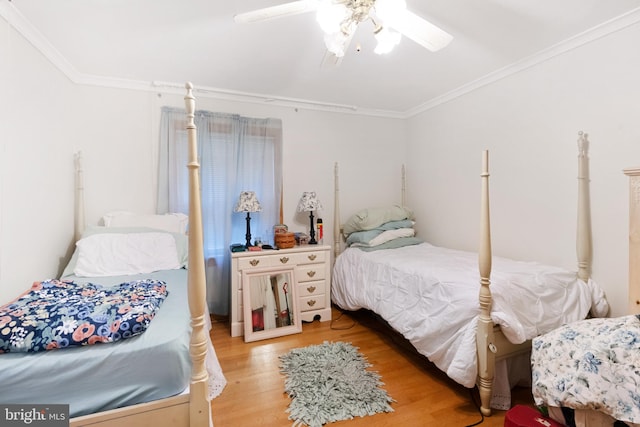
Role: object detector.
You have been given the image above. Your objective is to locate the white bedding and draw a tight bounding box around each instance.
[332,242,609,389]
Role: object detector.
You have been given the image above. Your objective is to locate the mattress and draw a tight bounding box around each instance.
[0,269,205,417]
[332,242,609,389]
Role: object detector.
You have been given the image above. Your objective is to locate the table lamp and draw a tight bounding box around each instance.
[297,191,322,245]
[234,191,262,247]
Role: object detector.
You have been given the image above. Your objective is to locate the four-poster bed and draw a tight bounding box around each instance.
[71,82,215,426]
[0,83,221,426]
[331,133,609,416]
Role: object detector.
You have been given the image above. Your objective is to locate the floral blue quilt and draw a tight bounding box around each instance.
[0,279,168,353]
[531,314,640,424]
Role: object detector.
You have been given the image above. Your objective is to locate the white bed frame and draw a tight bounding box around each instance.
[69,83,212,427]
[333,133,593,416]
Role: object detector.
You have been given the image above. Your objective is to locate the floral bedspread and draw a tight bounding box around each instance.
[531,314,640,424]
[0,279,168,353]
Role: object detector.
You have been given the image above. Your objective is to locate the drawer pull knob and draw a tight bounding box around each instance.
[280,256,290,264]
[306,271,316,278]
[307,299,316,307]
[249,259,260,266]
[307,286,316,293]
[308,254,317,261]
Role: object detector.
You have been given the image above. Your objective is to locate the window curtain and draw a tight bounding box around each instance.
[158,107,283,316]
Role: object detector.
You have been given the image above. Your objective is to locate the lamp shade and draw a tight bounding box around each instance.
[297,191,323,212]
[234,191,262,213]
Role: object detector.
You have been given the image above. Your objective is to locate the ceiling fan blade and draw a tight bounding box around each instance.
[391,9,453,52]
[234,1,318,24]
[320,50,343,69]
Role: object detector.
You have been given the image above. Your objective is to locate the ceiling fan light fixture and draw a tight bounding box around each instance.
[316,0,349,34]
[234,0,453,61]
[324,30,350,57]
[374,26,401,55]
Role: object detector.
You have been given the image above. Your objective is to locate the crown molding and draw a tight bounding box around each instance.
[3,2,639,120]
[405,6,640,117]
[0,1,402,118]
[1,1,80,81]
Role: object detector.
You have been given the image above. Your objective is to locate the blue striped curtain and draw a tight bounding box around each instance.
[158,107,282,316]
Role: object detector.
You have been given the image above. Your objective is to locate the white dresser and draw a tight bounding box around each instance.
[230,245,332,337]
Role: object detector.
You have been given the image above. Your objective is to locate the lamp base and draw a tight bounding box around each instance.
[308,211,317,244]
[244,212,252,248]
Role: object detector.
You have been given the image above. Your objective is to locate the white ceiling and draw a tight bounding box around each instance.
[6,0,640,115]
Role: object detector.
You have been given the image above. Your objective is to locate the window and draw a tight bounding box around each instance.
[158,107,283,315]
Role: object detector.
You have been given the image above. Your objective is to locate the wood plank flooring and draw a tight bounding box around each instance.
[210,306,535,427]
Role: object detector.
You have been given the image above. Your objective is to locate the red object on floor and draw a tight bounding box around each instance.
[504,405,565,427]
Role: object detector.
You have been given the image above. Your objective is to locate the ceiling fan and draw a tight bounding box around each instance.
[234,0,453,61]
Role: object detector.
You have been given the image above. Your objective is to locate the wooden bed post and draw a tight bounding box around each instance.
[401,164,406,207]
[476,150,495,417]
[333,162,341,258]
[74,151,85,242]
[184,82,212,426]
[333,162,407,258]
[576,132,592,281]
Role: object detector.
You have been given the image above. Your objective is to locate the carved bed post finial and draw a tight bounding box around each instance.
[576,131,592,281]
[401,164,406,207]
[185,82,195,124]
[577,131,589,157]
[74,151,85,242]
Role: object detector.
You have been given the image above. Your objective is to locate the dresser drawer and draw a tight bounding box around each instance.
[298,280,325,298]
[300,294,326,312]
[270,253,297,267]
[288,250,326,265]
[237,256,271,270]
[295,265,326,283]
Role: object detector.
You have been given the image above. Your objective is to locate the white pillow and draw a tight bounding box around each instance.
[102,211,188,234]
[73,232,181,277]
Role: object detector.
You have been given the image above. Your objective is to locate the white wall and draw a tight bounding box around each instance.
[0,16,405,305]
[2,19,79,302]
[4,11,637,318]
[406,21,640,317]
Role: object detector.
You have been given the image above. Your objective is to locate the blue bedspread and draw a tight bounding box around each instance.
[0,279,168,353]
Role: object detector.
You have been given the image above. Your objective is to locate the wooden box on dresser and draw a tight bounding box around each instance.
[230,245,332,337]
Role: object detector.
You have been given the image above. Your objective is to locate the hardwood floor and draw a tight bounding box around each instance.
[210,306,535,427]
